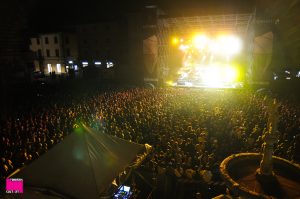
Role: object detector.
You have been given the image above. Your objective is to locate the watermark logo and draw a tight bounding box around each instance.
[6,178,23,194]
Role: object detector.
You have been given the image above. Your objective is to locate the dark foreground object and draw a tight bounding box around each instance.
[220,153,300,198]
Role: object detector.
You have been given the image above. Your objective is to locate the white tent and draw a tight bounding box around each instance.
[7,125,147,199]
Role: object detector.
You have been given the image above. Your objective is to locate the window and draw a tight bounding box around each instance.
[54,36,58,44]
[82,61,88,67]
[45,37,49,44]
[65,36,69,44]
[37,49,42,58]
[36,38,40,45]
[55,49,59,57]
[56,64,61,73]
[46,49,50,57]
[66,48,70,57]
[106,61,114,68]
[47,64,52,73]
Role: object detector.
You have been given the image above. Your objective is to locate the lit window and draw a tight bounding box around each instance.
[47,64,52,73]
[56,64,61,73]
[74,65,78,71]
[95,61,101,65]
[68,60,73,64]
[106,61,114,68]
[82,61,88,67]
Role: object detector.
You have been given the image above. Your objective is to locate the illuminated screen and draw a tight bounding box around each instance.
[114,185,132,199]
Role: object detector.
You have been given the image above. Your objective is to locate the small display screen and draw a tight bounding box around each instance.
[113,185,132,199]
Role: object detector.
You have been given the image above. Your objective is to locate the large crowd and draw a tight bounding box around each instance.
[1,86,300,198]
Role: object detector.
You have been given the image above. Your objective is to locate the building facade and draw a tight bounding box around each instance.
[76,22,121,69]
[30,32,78,74]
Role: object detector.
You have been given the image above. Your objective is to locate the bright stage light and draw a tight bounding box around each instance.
[193,35,208,49]
[217,35,242,55]
[179,44,189,51]
[166,80,175,86]
[171,33,243,88]
[172,37,179,45]
[200,65,238,87]
[224,67,238,82]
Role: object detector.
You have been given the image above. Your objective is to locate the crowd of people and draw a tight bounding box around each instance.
[1,86,300,198]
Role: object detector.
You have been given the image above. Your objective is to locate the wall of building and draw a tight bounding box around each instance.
[76,22,121,65]
[30,32,78,74]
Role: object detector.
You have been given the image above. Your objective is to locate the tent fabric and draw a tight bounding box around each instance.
[8,125,146,199]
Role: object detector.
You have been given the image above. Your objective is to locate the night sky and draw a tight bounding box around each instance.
[28,0,256,32]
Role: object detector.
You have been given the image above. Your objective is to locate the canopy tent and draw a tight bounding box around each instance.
[7,125,149,199]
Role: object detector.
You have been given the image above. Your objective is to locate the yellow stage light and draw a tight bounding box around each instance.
[166,80,175,86]
[172,37,179,45]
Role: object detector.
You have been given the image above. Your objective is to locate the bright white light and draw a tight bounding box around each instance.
[285,70,290,74]
[182,72,188,78]
[47,64,52,73]
[209,41,219,53]
[201,66,222,87]
[179,44,189,51]
[107,61,114,68]
[95,62,101,65]
[296,71,300,78]
[217,35,242,55]
[82,61,88,67]
[185,82,193,86]
[224,67,237,82]
[68,61,73,64]
[200,65,238,87]
[56,64,61,73]
[193,35,208,49]
[74,65,78,71]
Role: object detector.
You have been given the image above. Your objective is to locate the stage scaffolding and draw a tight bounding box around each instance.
[156,13,256,83]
